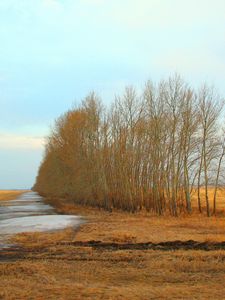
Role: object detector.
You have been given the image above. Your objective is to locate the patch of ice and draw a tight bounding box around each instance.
[0,215,83,234]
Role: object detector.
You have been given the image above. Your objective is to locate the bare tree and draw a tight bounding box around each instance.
[33,76,224,217]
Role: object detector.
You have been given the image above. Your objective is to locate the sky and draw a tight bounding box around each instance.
[0,0,225,189]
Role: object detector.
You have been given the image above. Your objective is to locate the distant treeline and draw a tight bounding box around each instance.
[33,75,225,216]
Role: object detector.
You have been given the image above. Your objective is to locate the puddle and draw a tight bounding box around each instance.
[0,192,83,247]
[0,215,82,234]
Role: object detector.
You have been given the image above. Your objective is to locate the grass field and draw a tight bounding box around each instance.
[0,190,28,201]
[1,188,225,299]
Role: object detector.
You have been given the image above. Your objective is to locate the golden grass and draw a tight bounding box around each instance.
[1,188,225,299]
[1,241,225,299]
[43,188,225,244]
[192,187,225,210]
[0,190,29,201]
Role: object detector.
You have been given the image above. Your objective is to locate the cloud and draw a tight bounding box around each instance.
[0,133,45,150]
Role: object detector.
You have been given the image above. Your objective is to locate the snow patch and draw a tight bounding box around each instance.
[0,215,82,234]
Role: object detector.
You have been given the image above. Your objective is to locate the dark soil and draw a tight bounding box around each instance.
[2,239,225,262]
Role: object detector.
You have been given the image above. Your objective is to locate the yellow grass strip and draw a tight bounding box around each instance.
[0,190,29,201]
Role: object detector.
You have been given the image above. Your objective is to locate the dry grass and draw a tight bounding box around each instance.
[44,187,225,244]
[192,187,225,210]
[0,190,29,201]
[1,188,225,299]
[2,248,225,300]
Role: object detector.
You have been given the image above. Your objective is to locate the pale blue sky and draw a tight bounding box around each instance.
[0,0,225,189]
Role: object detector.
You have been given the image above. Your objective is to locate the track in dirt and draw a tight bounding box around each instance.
[2,240,225,262]
[59,240,225,251]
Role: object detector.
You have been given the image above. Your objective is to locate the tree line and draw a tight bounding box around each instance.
[33,75,225,216]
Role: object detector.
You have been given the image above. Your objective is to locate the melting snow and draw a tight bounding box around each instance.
[0,215,82,234]
[0,192,83,242]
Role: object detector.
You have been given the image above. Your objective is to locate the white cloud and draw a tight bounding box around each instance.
[0,133,45,150]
